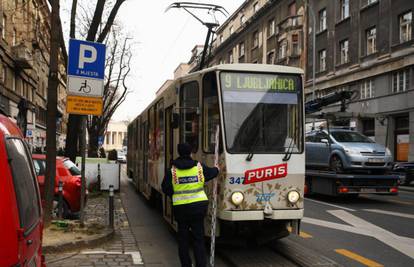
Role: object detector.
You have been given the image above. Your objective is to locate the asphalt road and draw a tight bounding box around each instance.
[120,165,414,266]
[300,190,414,267]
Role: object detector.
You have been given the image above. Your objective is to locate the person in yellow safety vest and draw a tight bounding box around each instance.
[162,143,219,267]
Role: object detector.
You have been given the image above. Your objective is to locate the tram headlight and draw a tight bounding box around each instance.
[230,191,244,206]
[287,190,300,204]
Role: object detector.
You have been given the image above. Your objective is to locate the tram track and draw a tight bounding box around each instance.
[216,236,342,267]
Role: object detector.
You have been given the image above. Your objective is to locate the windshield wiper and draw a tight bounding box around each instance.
[245,133,261,161]
[283,137,295,162]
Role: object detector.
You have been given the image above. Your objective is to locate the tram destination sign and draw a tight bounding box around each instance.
[221,72,300,93]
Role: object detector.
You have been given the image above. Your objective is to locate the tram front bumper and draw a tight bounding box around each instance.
[218,209,304,221]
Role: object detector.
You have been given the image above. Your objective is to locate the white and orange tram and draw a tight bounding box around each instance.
[127,64,305,240]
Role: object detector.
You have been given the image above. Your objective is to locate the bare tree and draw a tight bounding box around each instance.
[65,0,127,161]
[87,28,132,157]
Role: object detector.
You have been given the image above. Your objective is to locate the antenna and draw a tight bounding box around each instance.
[166,2,229,70]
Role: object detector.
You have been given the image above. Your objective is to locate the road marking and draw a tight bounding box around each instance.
[363,209,414,219]
[305,197,356,211]
[335,249,383,267]
[328,210,414,259]
[287,226,313,238]
[359,195,412,206]
[302,217,369,236]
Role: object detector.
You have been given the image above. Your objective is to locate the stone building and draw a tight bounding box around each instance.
[103,120,128,152]
[210,0,306,68]
[0,0,67,151]
[306,0,414,161]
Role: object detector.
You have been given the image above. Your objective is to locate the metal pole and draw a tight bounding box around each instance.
[79,116,87,226]
[109,185,114,229]
[58,180,63,219]
[209,125,220,267]
[306,0,317,128]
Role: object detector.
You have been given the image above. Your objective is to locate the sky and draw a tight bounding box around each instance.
[103,0,245,122]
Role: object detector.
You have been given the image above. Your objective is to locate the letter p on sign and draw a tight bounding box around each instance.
[78,44,97,69]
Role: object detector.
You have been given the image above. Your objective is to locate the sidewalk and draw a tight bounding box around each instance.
[44,193,144,267]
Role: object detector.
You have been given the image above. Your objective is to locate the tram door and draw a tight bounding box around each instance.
[163,105,175,222]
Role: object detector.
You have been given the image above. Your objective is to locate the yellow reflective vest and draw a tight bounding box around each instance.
[172,162,208,206]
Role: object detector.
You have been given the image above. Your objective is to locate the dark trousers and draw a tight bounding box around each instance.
[177,215,206,267]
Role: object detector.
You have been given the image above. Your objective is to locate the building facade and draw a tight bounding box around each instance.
[306,0,414,161]
[0,0,67,151]
[103,120,128,152]
[211,0,306,68]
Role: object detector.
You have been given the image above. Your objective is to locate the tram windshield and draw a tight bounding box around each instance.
[219,72,302,154]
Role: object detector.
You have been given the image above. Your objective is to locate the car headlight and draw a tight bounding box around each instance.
[385,148,392,156]
[287,190,300,204]
[344,147,360,156]
[230,191,244,206]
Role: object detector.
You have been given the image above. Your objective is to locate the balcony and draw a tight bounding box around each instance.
[278,15,303,33]
[12,44,33,69]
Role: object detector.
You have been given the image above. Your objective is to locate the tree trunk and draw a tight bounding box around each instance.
[65,114,81,162]
[88,125,99,158]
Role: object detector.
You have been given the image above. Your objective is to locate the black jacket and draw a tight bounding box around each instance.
[161,156,219,220]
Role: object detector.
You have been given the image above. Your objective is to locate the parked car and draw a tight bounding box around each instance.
[305,129,393,173]
[32,154,86,218]
[0,113,45,267]
[392,162,414,185]
[117,150,127,163]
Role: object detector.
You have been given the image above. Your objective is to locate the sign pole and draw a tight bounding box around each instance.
[79,115,87,226]
[209,125,220,267]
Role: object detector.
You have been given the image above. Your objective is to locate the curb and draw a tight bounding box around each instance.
[43,227,115,254]
[399,186,414,192]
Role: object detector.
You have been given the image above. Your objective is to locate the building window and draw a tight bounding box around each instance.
[362,0,378,7]
[219,35,223,44]
[268,18,275,36]
[2,15,6,40]
[362,119,375,139]
[252,31,259,47]
[292,34,299,55]
[392,69,410,93]
[12,28,16,46]
[340,0,349,20]
[228,50,233,63]
[253,2,259,13]
[239,42,245,57]
[229,26,234,35]
[366,27,376,55]
[360,80,374,99]
[400,12,412,43]
[240,14,246,24]
[267,51,275,64]
[319,49,326,72]
[289,2,296,16]
[319,9,327,32]
[340,39,349,64]
[219,58,225,64]
[278,39,287,59]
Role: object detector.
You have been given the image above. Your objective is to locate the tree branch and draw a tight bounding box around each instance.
[87,0,106,41]
[97,0,126,43]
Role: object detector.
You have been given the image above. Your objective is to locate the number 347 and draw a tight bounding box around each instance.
[229,177,244,184]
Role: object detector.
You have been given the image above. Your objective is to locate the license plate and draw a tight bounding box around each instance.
[368,158,384,163]
[360,188,376,193]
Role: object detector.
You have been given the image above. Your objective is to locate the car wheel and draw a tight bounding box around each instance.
[330,155,344,173]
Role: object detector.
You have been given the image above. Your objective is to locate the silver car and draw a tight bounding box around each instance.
[305,129,393,172]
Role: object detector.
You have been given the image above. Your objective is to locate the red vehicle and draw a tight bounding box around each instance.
[32,154,84,218]
[0,113,45,267]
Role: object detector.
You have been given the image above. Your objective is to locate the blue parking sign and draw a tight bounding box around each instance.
[68,39,106,79]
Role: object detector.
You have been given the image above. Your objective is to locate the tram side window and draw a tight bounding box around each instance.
[180,81,199,152]
[156,100,165,156]
[202,72,221,153]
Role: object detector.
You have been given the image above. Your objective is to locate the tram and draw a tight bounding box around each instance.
[127,64,305,240]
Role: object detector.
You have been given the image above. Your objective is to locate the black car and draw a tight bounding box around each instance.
[393,162,414,186]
